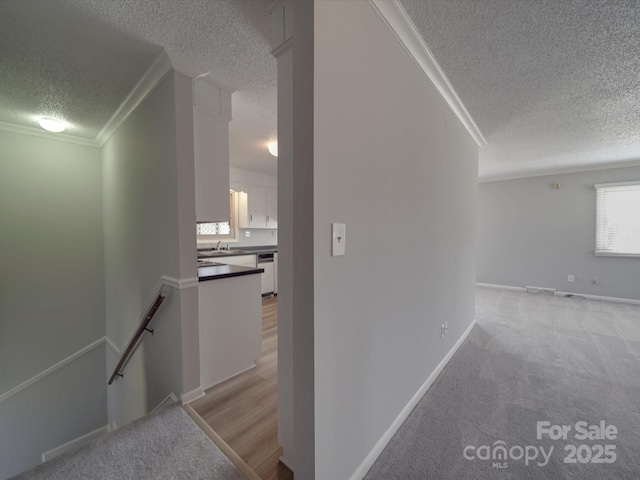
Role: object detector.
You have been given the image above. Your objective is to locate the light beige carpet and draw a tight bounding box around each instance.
[11,404,245,480]
[366,287,640,479]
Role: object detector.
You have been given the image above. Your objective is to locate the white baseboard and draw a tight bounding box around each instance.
[476,282,525,292]
[477,282,640,305]
[555,291,640,305]
[349,317,477,480]
[201,364,257,393]
[279,455,294,473]
[180,387,205,404]
[152,392,180,412]
[41,425,110,462]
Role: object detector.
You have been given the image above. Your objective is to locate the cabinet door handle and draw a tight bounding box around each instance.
[267,215,270,223]
[250,214,253,222]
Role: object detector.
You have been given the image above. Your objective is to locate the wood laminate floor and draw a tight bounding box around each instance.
[192,296,293,480]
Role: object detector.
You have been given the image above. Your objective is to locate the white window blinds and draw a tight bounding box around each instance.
[595,181,640,256]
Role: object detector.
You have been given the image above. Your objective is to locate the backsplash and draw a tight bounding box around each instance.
[236,229,277,247]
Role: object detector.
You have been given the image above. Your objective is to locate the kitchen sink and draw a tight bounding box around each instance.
[199,249,247,256]
[197,260,223,267]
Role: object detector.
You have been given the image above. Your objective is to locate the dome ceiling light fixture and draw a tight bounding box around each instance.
[267,140,278,157]
[38,117,67,133]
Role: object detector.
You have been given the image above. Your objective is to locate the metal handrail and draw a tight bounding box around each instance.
[108,285,168,385]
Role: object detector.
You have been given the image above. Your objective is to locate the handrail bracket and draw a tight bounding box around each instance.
[108,285,168,385]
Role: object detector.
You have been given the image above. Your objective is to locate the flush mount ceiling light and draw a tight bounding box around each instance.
[38,117,66,133]
[267,141,278,157]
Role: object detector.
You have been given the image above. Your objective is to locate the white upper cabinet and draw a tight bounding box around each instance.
[248,185,268,228]
[266,186,277,228]
[193,77,233,223]
[232,167,277,229]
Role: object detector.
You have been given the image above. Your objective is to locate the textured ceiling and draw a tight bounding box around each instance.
[66,0,278,174]
[2,1,639,179]
[401,0,640,180]
[0,0,277,173]
[0,0,162,139]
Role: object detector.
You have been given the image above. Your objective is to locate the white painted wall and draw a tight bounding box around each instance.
[277,1,479,478]
[102,71,199,428]
[0,131,107,478]
[275,34,295,468]
[314,2,478,475]
[477,165,640,300]
[235,228,278,247]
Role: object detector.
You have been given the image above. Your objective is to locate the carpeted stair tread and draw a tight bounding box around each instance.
[11,404,246,480]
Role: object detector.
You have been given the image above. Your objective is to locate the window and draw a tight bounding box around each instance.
[595,181,640,257]
[197,191,237,242]
[197,221,231,236]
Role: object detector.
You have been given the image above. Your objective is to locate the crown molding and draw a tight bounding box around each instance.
[95,50,173,147]
[0,50,174,150]
[479,158,640,183]
[0,120,98,148]
[368,0,486,147]
[166,50,235,94]
[95,49,234,148]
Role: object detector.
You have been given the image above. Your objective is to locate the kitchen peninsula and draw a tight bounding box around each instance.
[198,245,278,296]
[198,260,264,390]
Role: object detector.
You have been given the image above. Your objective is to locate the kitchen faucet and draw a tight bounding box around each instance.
[216,241,221,251]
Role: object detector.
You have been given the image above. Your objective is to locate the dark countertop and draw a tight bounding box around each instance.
[198,263,264,282]
[234,245,278,254]
[197,245,277,259]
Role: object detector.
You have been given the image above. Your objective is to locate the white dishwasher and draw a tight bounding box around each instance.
[258,252,275,296]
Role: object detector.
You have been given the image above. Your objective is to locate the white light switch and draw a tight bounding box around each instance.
[332,223,346,256]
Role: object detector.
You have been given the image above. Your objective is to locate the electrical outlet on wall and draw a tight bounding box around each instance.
[568,275,574,282]
[441,322,448,339]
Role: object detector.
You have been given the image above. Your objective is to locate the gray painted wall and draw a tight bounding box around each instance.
[310,2,479,478]
[0,345,107,479]
[102,71,198,428]
[0,131,106,478]
[477,165,640,300]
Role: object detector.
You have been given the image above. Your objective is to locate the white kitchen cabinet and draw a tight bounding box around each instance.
[266,187,278,228]
[220,254,256,268]
[248,185,267,228]
[238,184,278,229]
[198,273,262,389]
[273,252,278,294]
[232,167,277,229]
[193,78,232,223]
[261,261,274,295]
